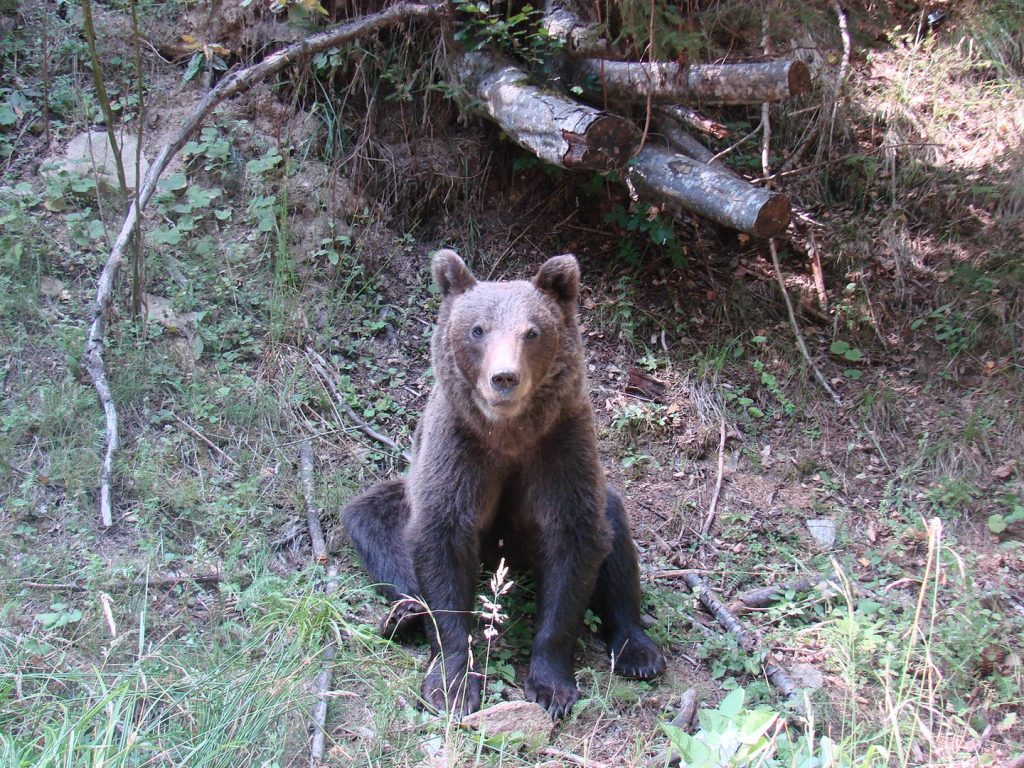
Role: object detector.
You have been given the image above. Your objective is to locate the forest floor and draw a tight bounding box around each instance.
[1,1,1023,766]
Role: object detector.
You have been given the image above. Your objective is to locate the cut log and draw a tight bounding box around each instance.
[626,145,790,237]
[570,59,812,105]
[458,52,639,170]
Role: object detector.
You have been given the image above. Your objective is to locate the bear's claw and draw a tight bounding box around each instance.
[611,631,667,679]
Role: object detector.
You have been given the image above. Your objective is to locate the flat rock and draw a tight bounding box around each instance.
[461,700,553,744]
[806,518,836,549]
[789,662,824,690]
[143,294,200,333]
[43,131,151,192]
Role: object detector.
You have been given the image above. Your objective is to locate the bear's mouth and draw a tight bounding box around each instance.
[476,392,527,421]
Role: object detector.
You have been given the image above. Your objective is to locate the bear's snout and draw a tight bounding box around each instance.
[490,369,520,394]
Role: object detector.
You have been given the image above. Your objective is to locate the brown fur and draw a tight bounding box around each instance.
[343,250,664,718]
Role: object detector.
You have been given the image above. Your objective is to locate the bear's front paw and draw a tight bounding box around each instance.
[610,630,666,679]
[524,671,580,719]
[420,660,482,718]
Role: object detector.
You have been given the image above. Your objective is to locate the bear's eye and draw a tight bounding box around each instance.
[524,328,539,341]
[471,325,485,339]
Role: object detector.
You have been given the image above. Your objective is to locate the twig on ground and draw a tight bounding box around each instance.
[645,688,699,767]
[299,428,341,766]
[683,572,802,706]
[84,2,445,527]
[727,573,824,614]
[768,241,840,403]
[806,228,828,310]
[759,11,840,406]
[699,418,727,538]
[829,0,851,147]
[171,413,238,466]
[540,746,610,768]
[306,347,412,463]
[300,440,328,564]
[22,570,246,591]
[645,569,706,580]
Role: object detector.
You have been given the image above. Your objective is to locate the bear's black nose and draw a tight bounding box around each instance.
[490,370,520,394]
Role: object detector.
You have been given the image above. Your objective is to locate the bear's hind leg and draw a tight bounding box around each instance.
[342,478,422,636]
[592,488,666,679]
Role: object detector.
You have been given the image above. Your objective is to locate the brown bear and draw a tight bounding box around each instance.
[342,250,665,718]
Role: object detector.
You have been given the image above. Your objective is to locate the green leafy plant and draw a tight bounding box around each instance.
[35,602,83,631]
[453,0,562,72]
[829,340,865,380]
[605,203,685,267]
[989,503,1024,534]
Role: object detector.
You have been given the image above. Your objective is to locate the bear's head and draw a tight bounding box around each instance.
[431,249,580,422]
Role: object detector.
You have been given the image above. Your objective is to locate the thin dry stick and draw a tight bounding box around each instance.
[699,417,727,538]
[84,2,444,527]
[828,0,851,147]
[300,440,328,564]
[22,570,244,591]
[540,746,610,768]
[300,430,341,765]
[682,572,801,705]
[806,228,828,310]
[171,413,238,466]
[759,10,840,406]
[306,348,411,463]
[310,564,340,767]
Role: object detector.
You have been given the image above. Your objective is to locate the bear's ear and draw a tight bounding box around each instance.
[432,249,477,298]
[534,254,580,309]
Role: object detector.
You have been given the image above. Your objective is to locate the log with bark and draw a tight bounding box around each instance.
[626,145,791,237]
[539,2,614,58]
[569,59,811,105]
[457,52,638,170]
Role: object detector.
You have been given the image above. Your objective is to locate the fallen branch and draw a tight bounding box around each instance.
[22,570,246,592]
[645,688,699,767]
[310,563,341,767]
[660,104,728,139]
[306,347,411,463]
[699,418,727,537]
[300,440,328,564]
[84,1,446,527]
[570,59,811,106]
[645,568,706,580]
[299,430,342,765]
[727,574,824,615]
[171,413,238,466]
[626,145,791,237]
[682,572,801,705]
[458,51,638,170]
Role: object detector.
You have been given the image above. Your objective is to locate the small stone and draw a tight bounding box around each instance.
[789,663,824,690]
[43,131,151,193]
[461,700,553,745]
[806,518,836,549]
[39,276,65,298]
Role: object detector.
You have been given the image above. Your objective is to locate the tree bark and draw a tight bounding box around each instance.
[627,145,790,237]
[458,52,638,170]
[539,4,615,58]
[570,59,811,105]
